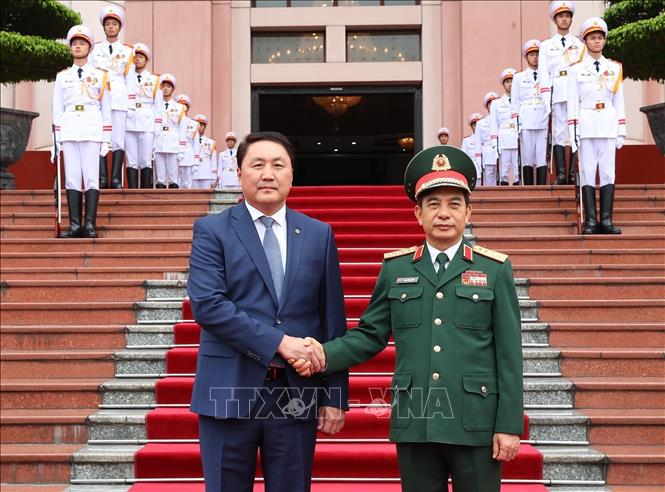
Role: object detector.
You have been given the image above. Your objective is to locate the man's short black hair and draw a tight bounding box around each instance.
[417,188,470,207]
[236,131,295,168]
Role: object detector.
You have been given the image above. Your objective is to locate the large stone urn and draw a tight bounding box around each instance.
[0,107,40,189]
[640,102,665,155]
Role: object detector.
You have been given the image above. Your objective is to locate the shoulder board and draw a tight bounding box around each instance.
[384,246,418,260]
[472,245,508,263]
[96,41,102,45]
[124,43,133,48]
[97,67,108,72]
[570,60,582,66]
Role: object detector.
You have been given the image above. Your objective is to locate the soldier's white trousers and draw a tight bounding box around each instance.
[178,166,193,189]
[154,152,178,186]
[499,149,519,183]
[552,102,569,146]
[62,141,100,191]
[125,131,154,170]
[580,138,615,187]
[520,129,547,167]
[111,110,127,151]
[481,165,497,186]
[192,179,213,189]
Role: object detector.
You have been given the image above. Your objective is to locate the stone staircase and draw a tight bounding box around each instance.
[1,185,664,491]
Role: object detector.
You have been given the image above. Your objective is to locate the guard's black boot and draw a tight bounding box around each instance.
[553,145,566,184]
[83,189,100,239]
[59,190,83,238]
[582,185,598,235]
[156,182,167,189]
[522,167,534,185]
[99,156,109,189]
[567,148,576,184]
[598,184,622,234]
[536,165,547,185]
[168,183,179,189]
[110,150,124,189]
[140,168,153,189]
[127,168,139,189]
[500,181,509,186]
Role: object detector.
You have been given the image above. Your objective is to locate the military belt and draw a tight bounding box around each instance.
[66,104,99,113]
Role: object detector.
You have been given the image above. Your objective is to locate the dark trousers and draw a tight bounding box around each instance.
[397,442,502,492]
[198,373,318,492]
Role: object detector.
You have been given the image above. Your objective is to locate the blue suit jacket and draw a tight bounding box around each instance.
[188,201,349,420]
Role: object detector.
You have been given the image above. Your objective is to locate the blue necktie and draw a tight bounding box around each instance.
[259,216,284,300]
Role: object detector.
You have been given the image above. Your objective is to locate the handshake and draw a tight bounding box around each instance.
[277,335,326,377]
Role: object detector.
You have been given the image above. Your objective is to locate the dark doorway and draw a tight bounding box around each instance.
[252,87,420,186]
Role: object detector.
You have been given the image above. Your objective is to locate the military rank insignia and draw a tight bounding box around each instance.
[461,271,488,287]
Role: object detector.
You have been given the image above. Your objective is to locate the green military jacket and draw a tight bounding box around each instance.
[324,238,524,446]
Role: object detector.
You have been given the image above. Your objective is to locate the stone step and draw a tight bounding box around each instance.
[0,443,81,484]
[1,379,104,410]
[1,224,195,240]
[472,222,665,236]
[0,251,190,269]
[0,409,94,444]
[0,199,218,214]
[0,325,127,351]
[0,485,68,491]
[559,348,665,378]
[548,322,665,349]
[526,278,665,300]
[477,235,665,251]
[572,377,665,409]
[1,211,208,227]
[0,301,136,325]
[0,189,219,202]
[594,445,665,486]
[0,238,193,254]
[536,299,665,323]
[1,350,117,379]
[0,281,147,303]
[0,267,187,281]
[580,409,665,446]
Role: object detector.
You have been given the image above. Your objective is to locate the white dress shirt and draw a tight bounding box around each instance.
[245,200,287,272]
[426,238,463,274]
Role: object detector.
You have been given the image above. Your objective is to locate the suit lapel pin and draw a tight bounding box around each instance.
[294,227,301,235]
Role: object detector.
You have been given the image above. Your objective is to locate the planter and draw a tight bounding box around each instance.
[640,102,665,155]
[0,107,40,189]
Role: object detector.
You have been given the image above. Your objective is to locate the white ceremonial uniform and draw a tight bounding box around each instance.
[178,116,201,189]
[512,67,550,167]
[53,64,111,191]
[568,54,626,186]
[126,69,161,170]
[473,115,498,186]
[539,34,586,146]
[92,41,133,151]
[490,94,519,183]
[461,134,481,181]
[154,100,187,187]
[193,135,217,189]
[217,146,240,188]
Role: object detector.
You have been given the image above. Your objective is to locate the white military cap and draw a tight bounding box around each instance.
[133,43,151,60]
[194,114,208,125]
[483,91,499,107]
[522,39,542,57]
[176,94,192,108]
[579,17,608,39]
[99,5,125,26]
[437,127,450,137]
[468,112,483,125]
[67,25,94,46]
[160,73,177,88]
[500,67,517,83]
[225,132,238,140]
[550,1,575,20]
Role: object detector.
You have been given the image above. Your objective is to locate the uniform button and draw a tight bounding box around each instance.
[400,293,407,300]
[432,372,440,381]
[276,319,282,325]
[434,318,442,326]
[472,293,479,301]
[436,292,444,299]
[433,345,441,353]
[481,385,488,394]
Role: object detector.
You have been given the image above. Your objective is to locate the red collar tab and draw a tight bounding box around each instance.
[412,245,424,262]
[463,244,474,262]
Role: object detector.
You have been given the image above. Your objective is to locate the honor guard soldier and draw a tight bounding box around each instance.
[293,145,524,492]
[461,113,482,180]
[192,114,217,189]
[52,25,111,238]
[568,17,625,235]
[175,94,201,189]
[153,74,186,188]
[92,5,134,189]
[539,1,586,184]
[512,40,550,185]
[217,131,240,188]
[474,92,499,186]
[490,69,520,185]
[126,43,161,189]
[437,127,450,145]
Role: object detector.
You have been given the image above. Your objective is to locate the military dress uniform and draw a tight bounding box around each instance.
[126,43,161,189]
[175,94,201,189]
[217,132,240,188]
[154,74,187,188]
[53,25,111,239]
[474,93,499,186]
[490,69,520,185]
[192,114,217,189]
[512,40,550,185]
[461,113,482,181]
[323,146,524,492]
[92,5,134,188]
[568,17,625,234]
[539,1,586,184]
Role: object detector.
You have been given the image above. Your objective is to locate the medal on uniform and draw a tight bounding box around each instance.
[461,271,488,287]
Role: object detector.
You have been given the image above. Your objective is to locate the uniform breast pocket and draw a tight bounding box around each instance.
[462,374,498,431]
[454,286,494,330]
[388,286,423,328]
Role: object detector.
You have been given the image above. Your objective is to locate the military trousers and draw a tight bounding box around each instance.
[62,141,100,191]
[519,129,547,167]
[579,138,615,187]
[396,442,501,492]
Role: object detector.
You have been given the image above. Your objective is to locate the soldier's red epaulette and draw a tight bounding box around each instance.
[384,246,418,260]
[472,245,508,263]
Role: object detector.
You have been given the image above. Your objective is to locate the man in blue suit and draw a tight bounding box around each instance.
[187,132,349,492]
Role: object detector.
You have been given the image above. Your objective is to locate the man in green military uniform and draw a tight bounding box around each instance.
[291,145,524,492]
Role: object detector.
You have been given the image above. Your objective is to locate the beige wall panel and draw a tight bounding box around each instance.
[251,62,422,85]
[211,1,232,140]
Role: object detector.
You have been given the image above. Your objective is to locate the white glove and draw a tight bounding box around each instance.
[616,136,624,150]
[100,142,110,157]
[177,152,185,162]
[50,144,59,164]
